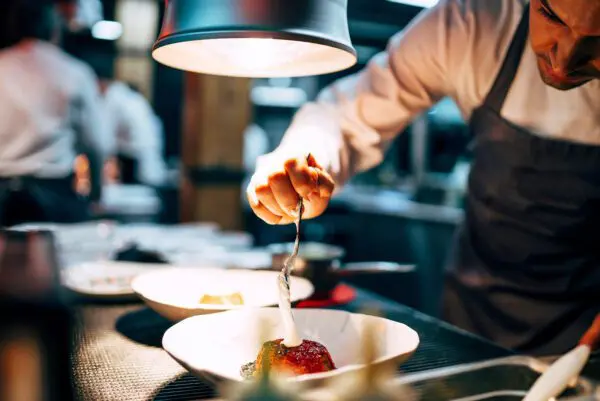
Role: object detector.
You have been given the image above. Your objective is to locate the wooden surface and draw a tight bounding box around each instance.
[180,73,251,230]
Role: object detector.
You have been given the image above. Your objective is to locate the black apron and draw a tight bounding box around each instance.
[0,175,90,227]
[443,8,600,356]
[117,153,140,185]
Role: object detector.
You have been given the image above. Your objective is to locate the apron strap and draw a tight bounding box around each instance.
[483,6,530,112]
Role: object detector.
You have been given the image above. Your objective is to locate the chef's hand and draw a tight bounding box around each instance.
[247,153,335,225]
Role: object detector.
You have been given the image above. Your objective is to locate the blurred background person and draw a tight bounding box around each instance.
[85,55,167,188]
[0,0,109,226]
[104,79,167,187]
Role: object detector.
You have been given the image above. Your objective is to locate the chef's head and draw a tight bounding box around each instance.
[530,0,600,90]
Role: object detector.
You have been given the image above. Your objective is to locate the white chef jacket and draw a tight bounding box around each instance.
[260,0,600,187]
[0,40,110,179]
[102,82,167,186]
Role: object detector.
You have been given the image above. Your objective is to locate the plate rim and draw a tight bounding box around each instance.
[131,267,315,311]
[61,260,165,298]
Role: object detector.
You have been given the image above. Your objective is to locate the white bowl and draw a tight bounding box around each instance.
[162,308,419,387]
[131,268,314,321]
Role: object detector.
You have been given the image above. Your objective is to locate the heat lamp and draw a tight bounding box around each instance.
[152,0,357,77]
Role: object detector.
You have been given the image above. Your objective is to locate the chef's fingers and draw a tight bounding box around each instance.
[254,183,288,218]
[251,202,295,225]
[302,193,330,219]
[307,153,322,169]
[317,170,335,198]
[277,215,295,225]
[254,202,284,225]
[247,189,283,224]
[284,157,319,198]
[268,171,301,216]
[304,154,335,197]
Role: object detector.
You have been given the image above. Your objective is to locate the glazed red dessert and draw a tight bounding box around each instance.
[253,339,336,376]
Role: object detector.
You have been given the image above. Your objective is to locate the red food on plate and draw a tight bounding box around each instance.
[247,339,335,377]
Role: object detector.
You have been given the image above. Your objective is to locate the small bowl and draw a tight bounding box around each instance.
[162,307,420,387]
[131,268,314,321]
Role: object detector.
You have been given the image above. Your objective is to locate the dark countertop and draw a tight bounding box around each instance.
[72,287,512,401]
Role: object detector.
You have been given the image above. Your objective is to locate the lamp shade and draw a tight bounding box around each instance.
[152,0,357,77]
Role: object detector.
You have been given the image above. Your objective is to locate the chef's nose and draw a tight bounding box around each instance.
[550,34,589,76]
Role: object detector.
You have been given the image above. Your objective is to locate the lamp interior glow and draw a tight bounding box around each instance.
[153,37,356,78]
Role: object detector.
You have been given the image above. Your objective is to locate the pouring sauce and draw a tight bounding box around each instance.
[240,191,337,379]
[278,217,302,348]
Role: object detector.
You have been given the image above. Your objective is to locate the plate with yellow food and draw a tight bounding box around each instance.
[131,268,314,321]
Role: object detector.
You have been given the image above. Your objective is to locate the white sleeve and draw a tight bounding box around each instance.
[73,68,113,157]
[121,95,167,186]
[136,115,168,186]
[264,0,471,186]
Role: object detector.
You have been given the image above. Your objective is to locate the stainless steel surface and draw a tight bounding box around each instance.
[333,185,464,224]
[411,114,430,187]
[335,262,415,275]
[393,356,598,401]
[269,242,346,261]
[269,242,415,295]
[270,242,343,295]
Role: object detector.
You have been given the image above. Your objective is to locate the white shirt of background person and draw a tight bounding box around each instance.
[102,81,168,187]
[0,39,111,179]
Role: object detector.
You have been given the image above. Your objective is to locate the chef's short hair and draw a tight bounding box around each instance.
[0,0,57,49]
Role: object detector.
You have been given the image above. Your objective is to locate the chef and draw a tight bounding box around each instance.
[0,0,109,226]
[247,0,600,355]
[99,79,167,187]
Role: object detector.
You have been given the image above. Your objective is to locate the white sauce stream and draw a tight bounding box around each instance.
[278,204,303,348]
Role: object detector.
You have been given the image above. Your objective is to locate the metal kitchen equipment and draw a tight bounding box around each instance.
[391,356,598,401]
[268,242,415,296]
[152,0,357,77]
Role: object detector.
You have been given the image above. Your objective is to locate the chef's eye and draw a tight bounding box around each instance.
[538,4,565,25]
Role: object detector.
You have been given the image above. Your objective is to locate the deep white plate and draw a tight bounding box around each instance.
[162,308,419,387]
[131,268,314,321]
[62,261,163,300]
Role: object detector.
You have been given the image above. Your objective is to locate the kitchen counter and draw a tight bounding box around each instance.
[330,185,464,225]
[73,287,511,401]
